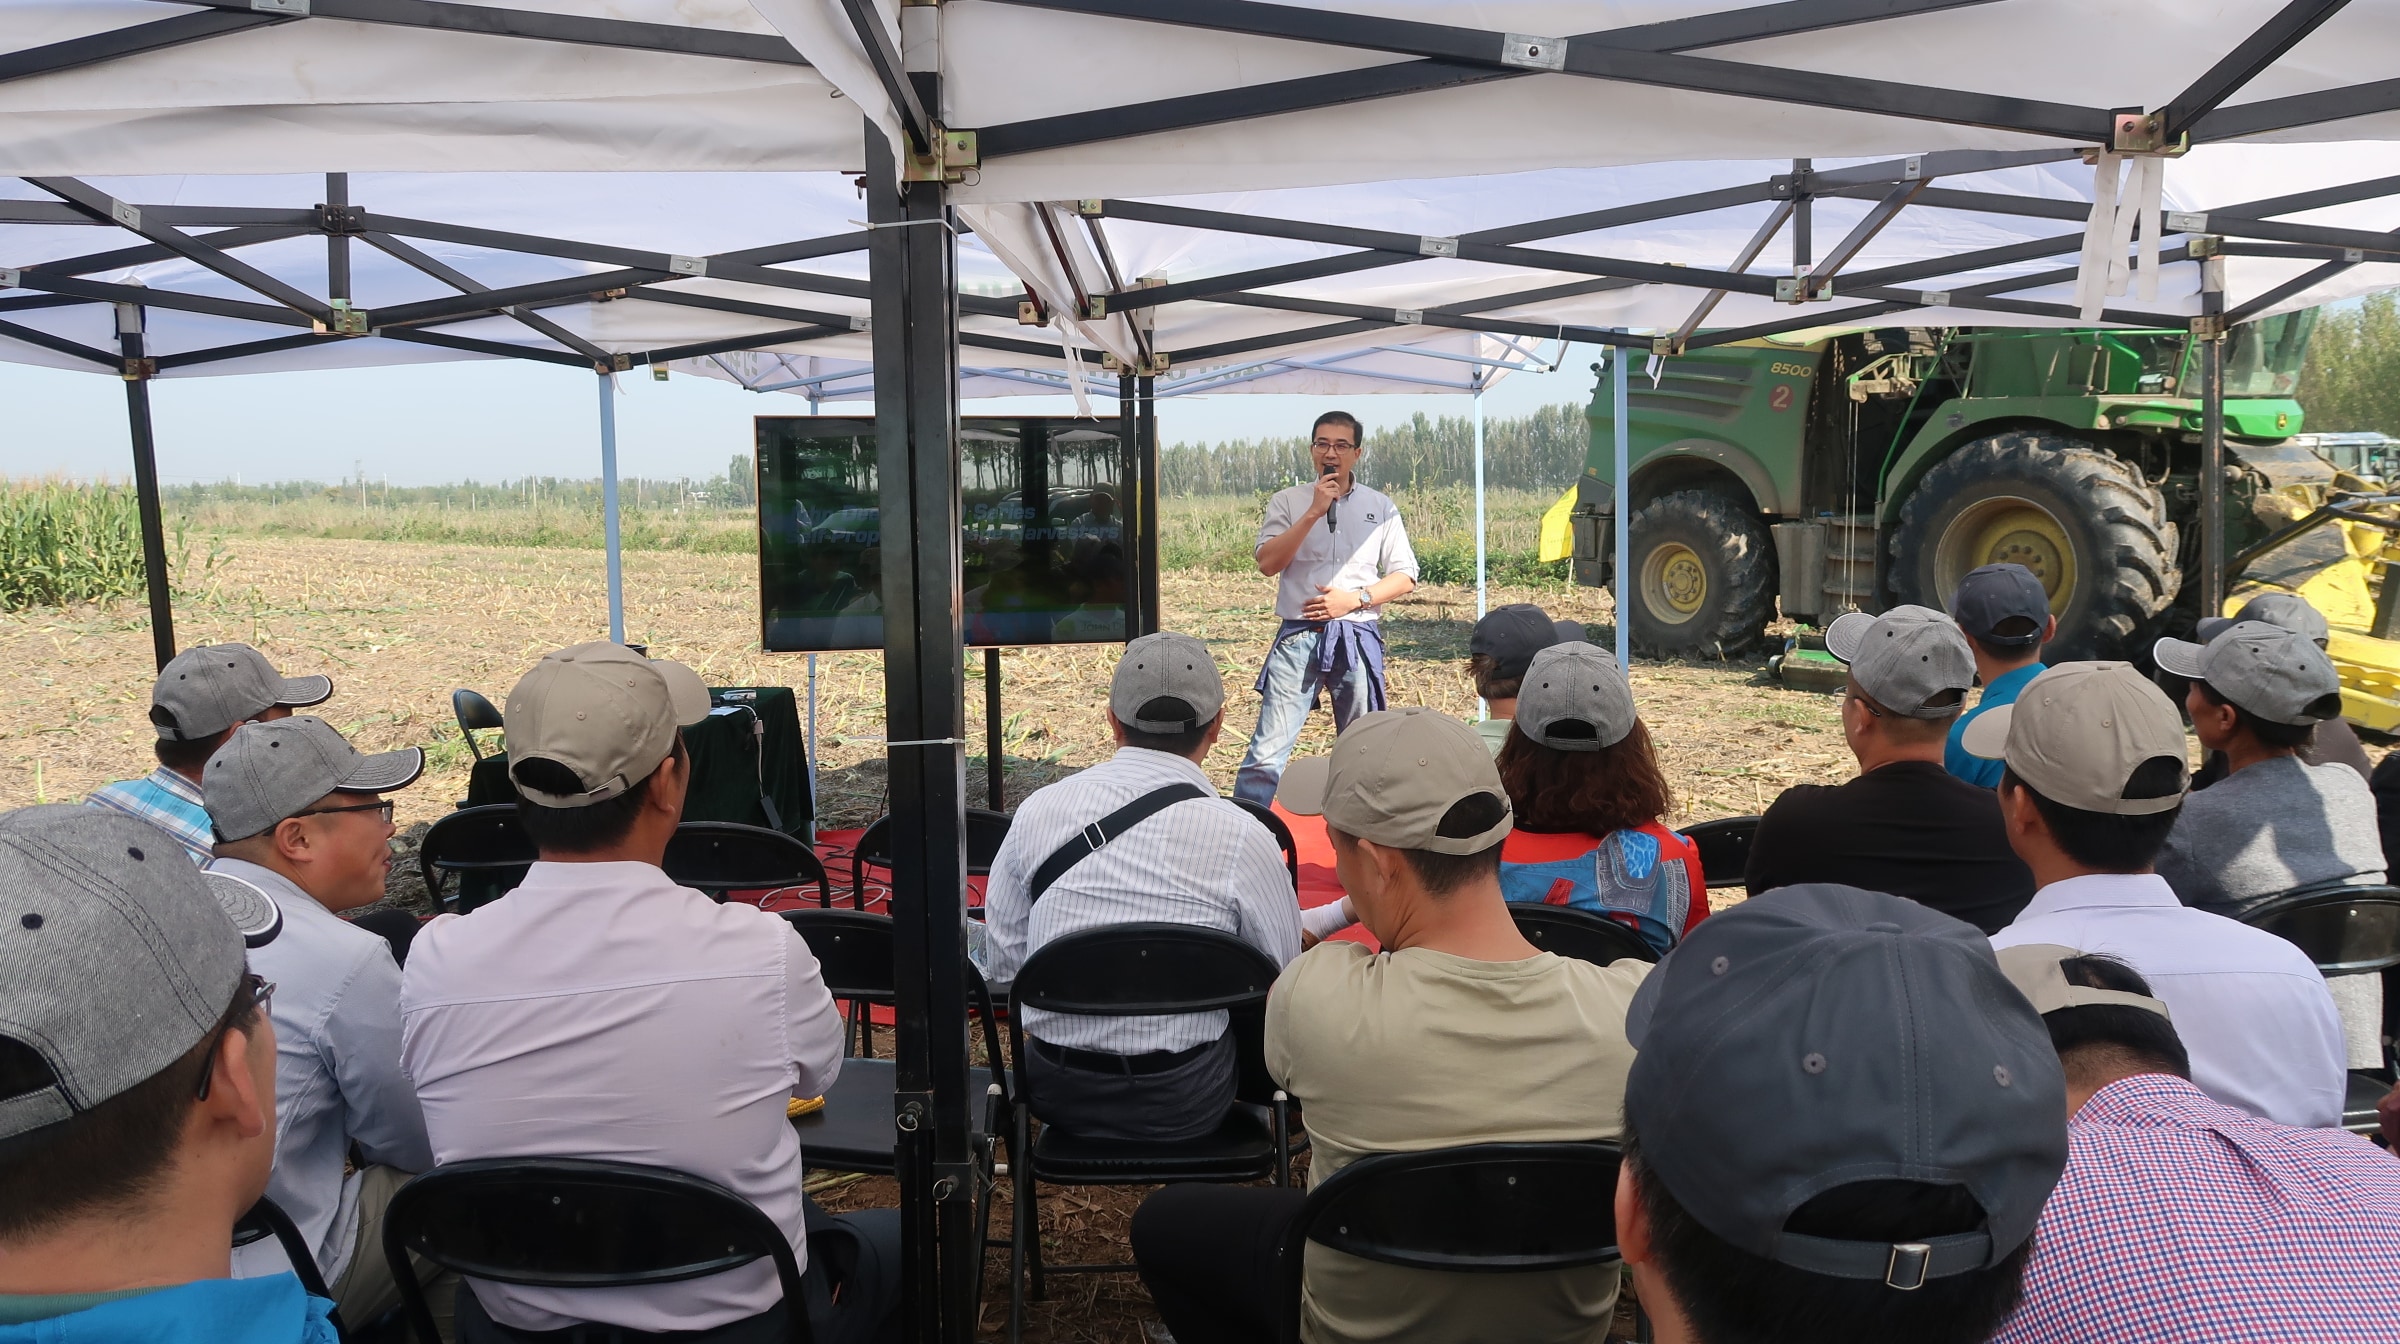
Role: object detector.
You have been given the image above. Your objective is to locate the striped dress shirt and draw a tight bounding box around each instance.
[978,746,1302,1054]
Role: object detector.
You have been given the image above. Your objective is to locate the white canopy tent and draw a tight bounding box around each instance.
[9,5,2400,1336]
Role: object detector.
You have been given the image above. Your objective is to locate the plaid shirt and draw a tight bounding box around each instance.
[1994,1073,2400,1344]
[86,766,215,864]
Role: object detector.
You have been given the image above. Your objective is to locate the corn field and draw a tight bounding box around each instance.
[0,480,150,611]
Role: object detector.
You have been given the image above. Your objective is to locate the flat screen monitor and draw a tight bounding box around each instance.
[756,416,1133,652]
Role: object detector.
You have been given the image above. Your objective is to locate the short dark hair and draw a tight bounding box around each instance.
[2042,954,2191,1081]
[1847,678,1961,744]
[2000,766,2182,872]
[1967,625,2044,663]
[2191,680,2319,751]
[1331,792,1508,896]
[154,729,227,775]
[1466,652,1522,703]
[0,977,261,1241]
[513,736,687,856]
[1496,718,1673,835]
[1310,411,1363,447]
[1119,698,1218,759]
[1623,1123,2030,1344]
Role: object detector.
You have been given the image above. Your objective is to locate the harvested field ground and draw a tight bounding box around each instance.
[0,533,1851,1343]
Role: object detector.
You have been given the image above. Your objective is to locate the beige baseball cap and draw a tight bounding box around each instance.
[1995,944,2171,1020]
[1960,662,2188,815]
[503,642,712,808]
[1276,707,1513,853]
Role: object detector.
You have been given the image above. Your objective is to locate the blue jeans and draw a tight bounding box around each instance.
[1233,627,1380,805]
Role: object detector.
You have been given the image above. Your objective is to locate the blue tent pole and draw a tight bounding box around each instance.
[597,372,626,644]
[1613,341,1632,668]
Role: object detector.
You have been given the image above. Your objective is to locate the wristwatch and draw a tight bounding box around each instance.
[1352,587,1375,609]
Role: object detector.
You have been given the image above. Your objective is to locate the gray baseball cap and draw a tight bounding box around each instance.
[1110,633,1225,735]
[2152,622,2343,726]
[504,642,707,808]
[151,642,332,742]
[1960,662,2189,815]
[1277,707,1513,854]
[2196,591,2328,646]
[1825,605,1975,717]
[1948,563,2051,647]
[0,805,283,1142]
[1625,884,2067,1289]
[203,716,424,843]
[1513,642,1636,751]
[1994,944,2171,1020]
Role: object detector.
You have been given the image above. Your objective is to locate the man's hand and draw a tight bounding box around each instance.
[1300,928,1323,950]
[1303,471,1343,520]
[2379,1079,2399,1152]
[1302,584,1366,622]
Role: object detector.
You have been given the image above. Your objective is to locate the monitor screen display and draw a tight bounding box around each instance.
[756,416,1132,652]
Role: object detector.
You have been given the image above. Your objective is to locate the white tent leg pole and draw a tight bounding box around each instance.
[1473,381,1487,618]
[597,372,626,644]
[1613,343,1633,668]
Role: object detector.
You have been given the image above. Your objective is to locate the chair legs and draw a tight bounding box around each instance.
[1272,1091,1292,1188]
[1008,1104,1036,1344]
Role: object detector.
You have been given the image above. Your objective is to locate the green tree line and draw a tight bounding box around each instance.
[2298,294,2400,435]
[1160,403,1589,496]
[162,454,760,510]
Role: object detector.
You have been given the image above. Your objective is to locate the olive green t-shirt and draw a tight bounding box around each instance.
[1266,941,1650,1344]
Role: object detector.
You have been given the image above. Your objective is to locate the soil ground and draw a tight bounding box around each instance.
[0,534,1856,1343]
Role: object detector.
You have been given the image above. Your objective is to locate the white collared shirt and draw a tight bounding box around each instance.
[400,861,844,1334]
[978,747,1302,1053]
[1991,872,2346,1128]
[219,859,432,1288]
[1257,480,1418,622]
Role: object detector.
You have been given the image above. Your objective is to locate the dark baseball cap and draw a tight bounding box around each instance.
[1948,564,2051,647]
[0,806,282,1141]
[1625,885,2067,1289]
[151,642,332,742]
[1469,604,1585,682]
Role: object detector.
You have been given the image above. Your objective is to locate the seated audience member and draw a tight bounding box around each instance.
[2152,622,2388,1072]
[1465,603,1582,755]
[1989,946,2400,1344]
[87,644,332,864]
[2151,623,2385,916]
[201,719,454,1334]
[978,633,1299,1142]
[1133,708,1649,1344]
[1495,642,1706,955]
[2185,593,2372,785]
[1970,661,2348,1129]
[400,643,895,1344]
[1614,884,2067,1344]
[1745,606,2035,933]
[1945,563,2054,788]
[0,806,330,1342]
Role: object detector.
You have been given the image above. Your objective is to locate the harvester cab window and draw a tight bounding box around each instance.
[2224,309,2317,398]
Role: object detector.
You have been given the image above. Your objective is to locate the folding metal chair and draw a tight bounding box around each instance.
[417,804,536,914]
[1228,796,1302,892]
[2240,880,2400,1134]
[1680,814,1762,889]
[1509,903,1662,968]
[664,820,831,907]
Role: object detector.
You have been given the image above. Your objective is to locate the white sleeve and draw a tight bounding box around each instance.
[1379,510,1420,581]
[1300,898,1356,941]
[1256,489,1297,552]
[1224,819,1304,968]
[977,818,1039,990]
[784,928,846,1099]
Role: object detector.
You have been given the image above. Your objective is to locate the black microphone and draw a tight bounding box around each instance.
[1322,465,1339,533]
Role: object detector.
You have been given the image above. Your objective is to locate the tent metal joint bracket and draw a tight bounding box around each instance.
[249,0,309,13]
[1769,170,1815,200]
[1104,352,1170,375]
[122,356,156,381]
[1017,293,1049,325]
[2166,211,2209,234]
[2185,233,2222,258]
[1776,275,1834,303]
[2102,110,2190,156]
[1651,336,1680,356]
[596,353,632,372]
[901,128,978,183]
[1919,289,1952,308]
[1075,199,1104,216]
[1418,235,1459,257]
[1499,34,1567,71]
[2190,312,2227,340]
[0,268,16,290]
[668,254,709,277]
[315,202,363,234]
[314,299,368,335]
[1394,308,1424,324]
[1083,295,1106,319]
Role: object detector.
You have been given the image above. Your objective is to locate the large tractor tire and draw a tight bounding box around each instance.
[1626,489,1776,659]
[1889,430,2179,662]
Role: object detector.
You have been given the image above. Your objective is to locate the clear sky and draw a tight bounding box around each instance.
[0,343,1612,488]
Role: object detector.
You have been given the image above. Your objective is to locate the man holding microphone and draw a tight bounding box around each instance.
[1232,412,1419,805]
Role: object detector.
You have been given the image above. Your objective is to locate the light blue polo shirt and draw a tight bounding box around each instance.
[1946,661,2045,788]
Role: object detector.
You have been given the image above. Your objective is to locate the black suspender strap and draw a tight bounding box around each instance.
[1027,782,1211,903]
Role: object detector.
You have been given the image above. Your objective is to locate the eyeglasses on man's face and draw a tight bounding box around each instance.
[1311,437,1359,452]
[195,974,276,1101]
[299,799,395,825]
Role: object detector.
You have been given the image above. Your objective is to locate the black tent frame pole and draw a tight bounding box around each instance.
[1138,373,1160,635]
[117,305,175,670]
[985,647,1004,811]
[865,118,975,1344]
[2199,252,2228,620]
[1117,372,1142,635]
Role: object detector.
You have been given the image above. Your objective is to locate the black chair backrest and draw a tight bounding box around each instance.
[383,1158,813,1344]
[665,821,831,906]
[451,688,504,761]
[1228,796,1302,891]
[418,804,537,908]
[1681,815,1761,890]
[236,1196,342,1330]
[2240,883,2400,976]
[780,909,896,1002]
[966,807,1012,876]
[1277,1140,1624,1338]
[1011,922,1281,1018]
[1510,904,1660,967]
